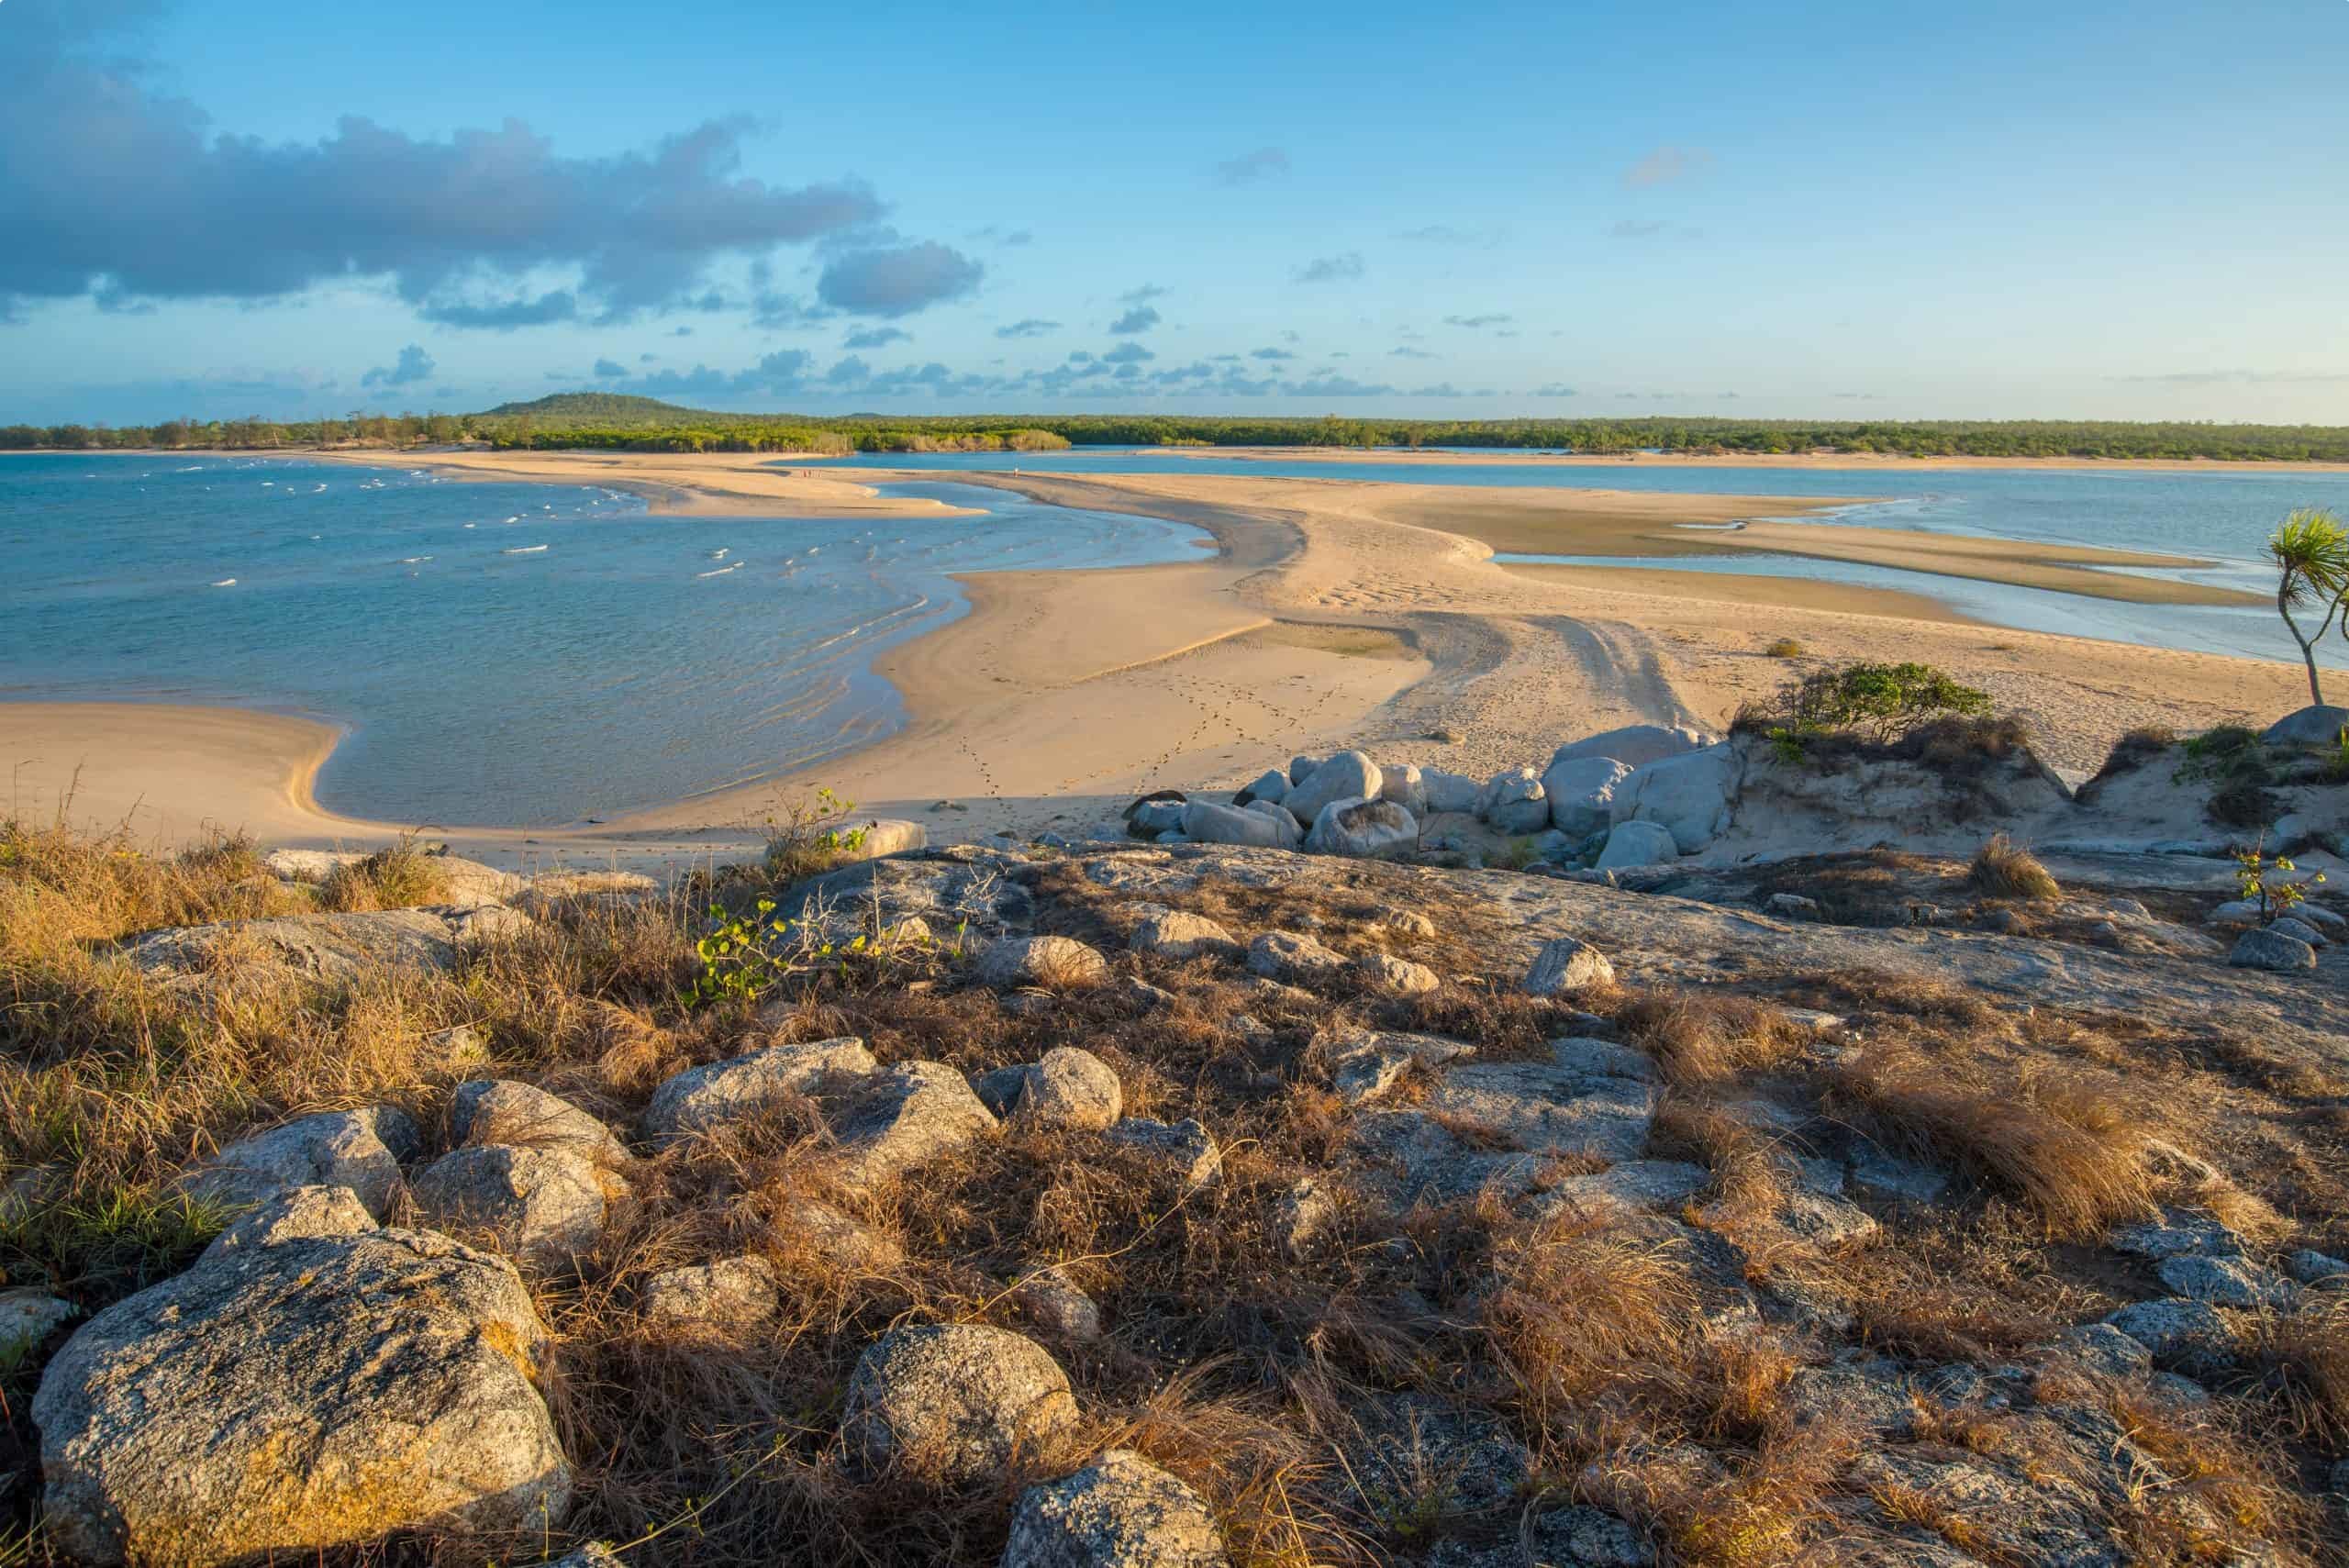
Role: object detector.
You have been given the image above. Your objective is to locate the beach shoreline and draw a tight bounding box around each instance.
[0,452,2317,861]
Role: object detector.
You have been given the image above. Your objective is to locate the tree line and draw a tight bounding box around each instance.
[6,396,2349,463]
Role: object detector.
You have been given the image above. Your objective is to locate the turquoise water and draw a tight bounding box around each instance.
[822,448,2349,571]
[0,455,1208,823]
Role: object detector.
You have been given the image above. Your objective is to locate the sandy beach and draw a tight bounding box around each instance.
[1,452,2313,861]
[1126,445,2349,476]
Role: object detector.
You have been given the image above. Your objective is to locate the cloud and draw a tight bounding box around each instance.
[995,317,1061,339]
[1101,341,1154,364]
[361,343,436,388]
[1388,347,1435,360]
[815,241,983,317]
[1294,252,1364,284]
[671,326,694,337]
[965,225,1034,247]
[1251,347,1296,361]
[1004,229,1033,247]
[1291,374,1395,397]
[592,357,627,379]
[638,352,657,363]
[417,290,579,329]
[1620,144,1711,189]
[1533,384,1577,396]
[0,25,889,326]
[1109,305,1161,335]
[1609,219,1703,242]
[1442,313,1512,329]
[1393,224,1504,248]
[1120,284,1170,305]
[842,326,912,349]
[1213,147,1289,184]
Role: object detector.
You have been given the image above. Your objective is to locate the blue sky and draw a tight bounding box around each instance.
[5,0,2345,424]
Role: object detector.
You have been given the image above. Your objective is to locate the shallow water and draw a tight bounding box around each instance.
[0,456,1208,823]
[825,449,2349,577]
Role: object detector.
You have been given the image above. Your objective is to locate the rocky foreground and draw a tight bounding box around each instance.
[5,715,2349,1566]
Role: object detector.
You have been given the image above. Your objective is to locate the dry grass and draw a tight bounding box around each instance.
[1967,833,2060,902]
[1763,638,1804,659]
[7,827,2349,1566]
[319,836,450,911]
[1828,1045,2163,1240]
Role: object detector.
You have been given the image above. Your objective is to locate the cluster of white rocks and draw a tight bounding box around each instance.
[1130,722,1722,872]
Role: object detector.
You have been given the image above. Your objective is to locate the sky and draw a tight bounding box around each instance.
[4,0,2346,426]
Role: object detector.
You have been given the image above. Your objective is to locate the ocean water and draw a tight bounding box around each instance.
[0,455,1208,824]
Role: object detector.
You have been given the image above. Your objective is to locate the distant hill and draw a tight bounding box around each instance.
[480,393,703,419]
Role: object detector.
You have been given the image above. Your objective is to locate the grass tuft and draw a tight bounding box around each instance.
[1968,833,2060,901]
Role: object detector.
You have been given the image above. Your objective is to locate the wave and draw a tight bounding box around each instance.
[696,562,743,578]
[711,548,729,560]
[399,556,432,564]
[210,578,237,587]
[503,544,550,555]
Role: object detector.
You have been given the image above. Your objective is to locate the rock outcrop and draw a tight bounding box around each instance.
[841,1324,1079,1482]
[1002,1450,1229,1568]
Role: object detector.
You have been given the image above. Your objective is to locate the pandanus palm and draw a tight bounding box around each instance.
[2267,507,2349,706]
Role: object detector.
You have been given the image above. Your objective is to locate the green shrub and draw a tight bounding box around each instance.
[1786,662,1990,742]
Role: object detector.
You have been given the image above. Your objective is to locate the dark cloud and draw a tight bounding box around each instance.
[638,352,657,363]
[1251,348,1296,361]
[842,326,912,349]
[1213,147,1289,184]
[1442,313,1512,329]
[0,24,886,325]
[592,357,627,379]
[1620,144,1711,189]
[751,292,831,328]
[1110,305,1162,335]
[1101,341,1154,364]
[996,317,1061,339]
[361,343,435,388]
[815,241,983,317]
[1294,252,1364,284]
[1388,347,1434,360]
[671,326,695,337]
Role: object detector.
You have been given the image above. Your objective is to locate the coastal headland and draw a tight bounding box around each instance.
[0,449,2311,864]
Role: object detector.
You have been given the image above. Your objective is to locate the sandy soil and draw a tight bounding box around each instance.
[4,458,2314,861]
[313,448,982,520]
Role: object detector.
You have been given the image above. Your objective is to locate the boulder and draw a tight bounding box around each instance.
[1234,768,1289,806]
[1178,800,1299,850]
[2261,705,2349,748]
[34,1229,569,1567]
[1476,767,1550,835]
[409,1144,620,1270]
[841,1324,1079,1483]
[1002,1449,1228,1568]
[2286,1249,2349,1284]
[2231,927,2316,972]
[2103,1297,2237,1373]
[829,1061,998,1184]
[123,906,525,984]
[979,936,1112,990]
[639,1256,779,1331]
[1551,724,1713,770]
[640,1038,878,1144]
[777,1197,903,1272]
[1241,799,1304,835]
[0,1291,76,1369]
[1541,755,1632,838]
[1274,1177,1341,1261]
[1352,952,1440,994]
[1595,820,1678,870]
[449,1080,627,1166]
[2271,915,2327,947]
[1610,744,1738,854]
[1129,909,1239,961]
[1105,1118,1221,1185]
[184,1106,421,1220]
[1012,1265,1104,1342]
[1328,1029,1475,1105]
[1282,751,1381,828]
[201,1184,375,1260]
[2110,1207,2243,1261]
[1302,797,1419,859]
[1378,762,1428,817]
[2155,1252,2295,1308]
[994,1048,1125,1133]
[1128,796,1187,837]
[1522,936,1616,995]
[1245,930,1349,984]
[1419,769,1482,815]
[1286,754,1320,785]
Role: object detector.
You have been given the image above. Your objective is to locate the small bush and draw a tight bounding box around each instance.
[763,786,873,884]
[1786,662,1990,743]
[1968,834,2059,901]
[1763,638,1804,659]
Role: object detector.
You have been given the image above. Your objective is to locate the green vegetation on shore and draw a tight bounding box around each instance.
[7,393,2349,462]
